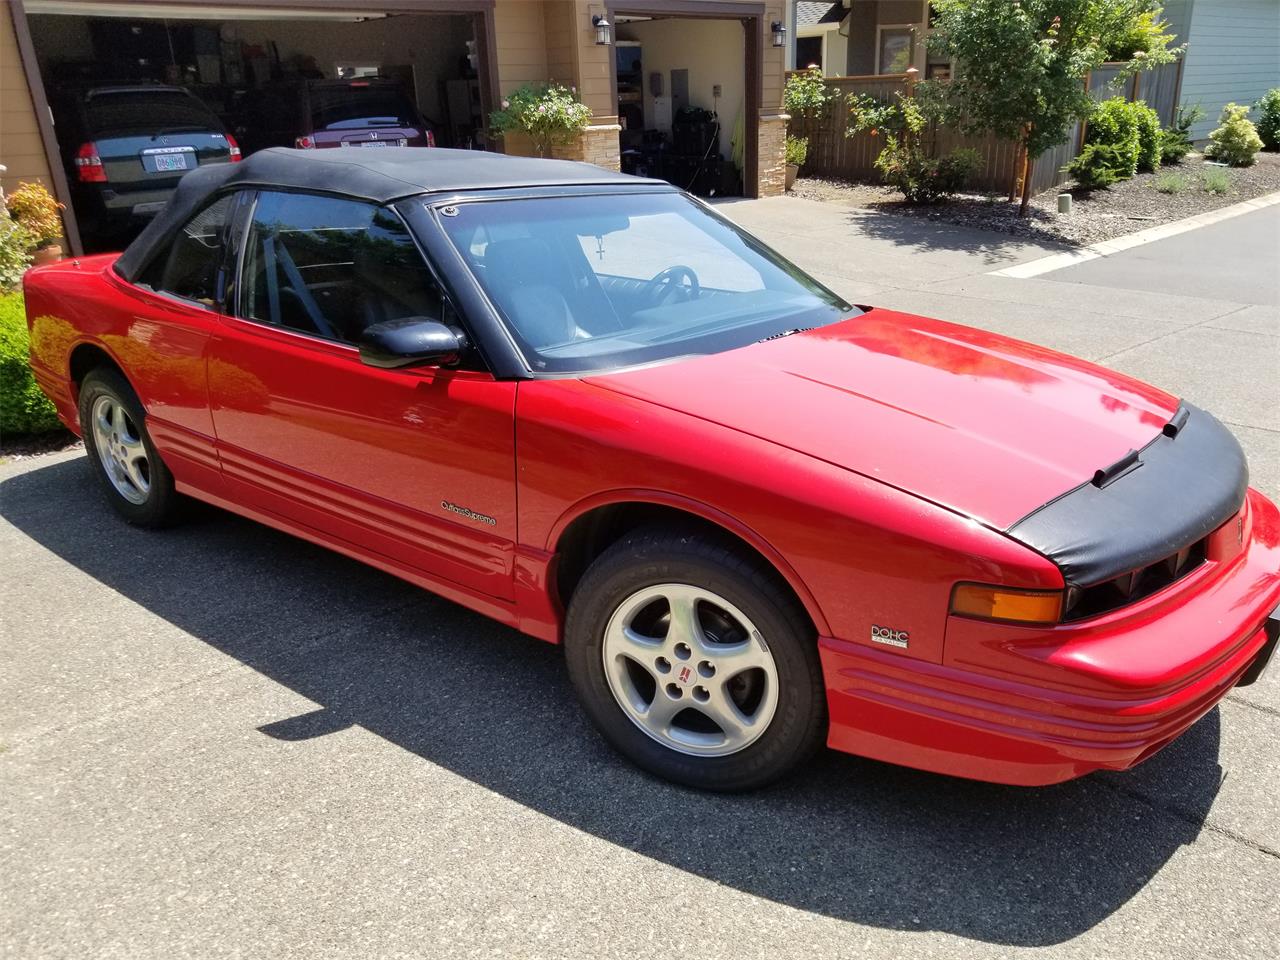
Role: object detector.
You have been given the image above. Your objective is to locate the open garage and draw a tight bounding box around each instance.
[612,10,755,198]
[14,0,498,252]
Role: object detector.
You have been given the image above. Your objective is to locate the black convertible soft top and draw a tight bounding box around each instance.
[114,147,666,281]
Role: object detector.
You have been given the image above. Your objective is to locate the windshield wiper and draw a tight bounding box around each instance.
[757,327,812,343]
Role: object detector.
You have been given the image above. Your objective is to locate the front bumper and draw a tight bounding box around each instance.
[820,488,1280,786]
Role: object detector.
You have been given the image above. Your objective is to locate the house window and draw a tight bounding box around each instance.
[796,36,823,71]
[876,26,915,75]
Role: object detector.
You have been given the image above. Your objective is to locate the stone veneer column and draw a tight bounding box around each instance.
[552,122,622,170]
[757,113,790,197]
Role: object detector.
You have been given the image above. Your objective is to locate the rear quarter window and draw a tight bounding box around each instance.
[137,194,235,306]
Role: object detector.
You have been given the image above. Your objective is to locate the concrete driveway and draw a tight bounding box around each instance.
[3,198,1278,959]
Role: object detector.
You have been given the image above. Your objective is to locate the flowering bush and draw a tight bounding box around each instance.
[5,181,63,248]
[489,83,592,157]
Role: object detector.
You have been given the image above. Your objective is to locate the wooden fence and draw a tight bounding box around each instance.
[789,60,1184,198]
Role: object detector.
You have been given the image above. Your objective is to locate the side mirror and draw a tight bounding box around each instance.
[359,318,466,369]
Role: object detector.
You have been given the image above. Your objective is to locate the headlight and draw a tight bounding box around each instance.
[950,583,1063,625]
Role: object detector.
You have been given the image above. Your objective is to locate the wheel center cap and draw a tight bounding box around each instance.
[674,664,695,686]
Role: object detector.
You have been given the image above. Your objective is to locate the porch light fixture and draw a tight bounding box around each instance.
[771,20,787,47]
[593,15,612,46]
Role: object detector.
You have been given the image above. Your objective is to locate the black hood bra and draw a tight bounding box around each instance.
[1006,402,1248,588]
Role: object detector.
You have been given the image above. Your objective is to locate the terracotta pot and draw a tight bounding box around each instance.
[32,243,64,266]
[785,163,800,191]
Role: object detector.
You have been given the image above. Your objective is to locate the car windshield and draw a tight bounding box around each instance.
[438,193,857,374]
[86,90,219,137]
[310,86,416,129]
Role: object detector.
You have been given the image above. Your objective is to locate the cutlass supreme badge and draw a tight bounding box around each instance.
[441,501,497,526]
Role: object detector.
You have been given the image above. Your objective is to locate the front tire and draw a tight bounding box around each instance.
[78,368,180,527]
[564,528,827,791]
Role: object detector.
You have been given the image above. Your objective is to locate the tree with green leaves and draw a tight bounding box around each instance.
[929,0,1181,215]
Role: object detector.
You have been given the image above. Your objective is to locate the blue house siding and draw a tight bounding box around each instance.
[1174,0,1280,141]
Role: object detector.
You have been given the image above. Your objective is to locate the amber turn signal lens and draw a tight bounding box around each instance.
[950,584,1064,625]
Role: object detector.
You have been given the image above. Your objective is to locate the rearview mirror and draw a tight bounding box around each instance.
[359,318,466,369]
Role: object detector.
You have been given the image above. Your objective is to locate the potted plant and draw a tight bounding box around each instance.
[5,181,65,266]
[784,135,808,191]
[489,82,592,158]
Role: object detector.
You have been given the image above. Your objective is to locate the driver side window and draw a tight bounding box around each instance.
[239,191,444,344]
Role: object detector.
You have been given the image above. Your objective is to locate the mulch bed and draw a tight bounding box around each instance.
[792,151,1280,247]
[0,431,81,464]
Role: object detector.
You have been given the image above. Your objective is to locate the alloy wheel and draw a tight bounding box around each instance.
[91,394,150,506]
[601,583,779,757]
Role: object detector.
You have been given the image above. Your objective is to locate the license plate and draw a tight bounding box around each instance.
[359,141,388,148]
[154,154,189,172]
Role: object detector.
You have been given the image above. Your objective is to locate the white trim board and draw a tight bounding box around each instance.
[989,190,1280,280]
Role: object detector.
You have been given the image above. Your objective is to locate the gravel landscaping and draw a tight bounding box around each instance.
[0,431,79,463]
[792,151,1280,247]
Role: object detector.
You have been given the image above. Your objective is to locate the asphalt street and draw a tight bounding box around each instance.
[1049,204,1280,306]
[2,198,1277,959]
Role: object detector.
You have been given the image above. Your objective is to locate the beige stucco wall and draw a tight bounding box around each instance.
[615,17,745,157]
[0,8,54,202]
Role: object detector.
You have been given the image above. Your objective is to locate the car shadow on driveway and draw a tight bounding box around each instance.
[842,208,1072,266]
[1,456,1224,948]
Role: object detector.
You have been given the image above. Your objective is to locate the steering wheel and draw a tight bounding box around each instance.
[643,265,701,308]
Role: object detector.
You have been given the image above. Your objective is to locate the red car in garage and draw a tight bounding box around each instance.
[23,148,1280,790]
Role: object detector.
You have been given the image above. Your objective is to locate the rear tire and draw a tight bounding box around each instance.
[564,527,827,791]
[78,368,181,528]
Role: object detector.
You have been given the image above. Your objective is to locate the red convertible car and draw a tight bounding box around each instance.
[25,149,1280,790]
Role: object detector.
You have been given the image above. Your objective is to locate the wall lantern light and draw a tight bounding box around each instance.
[771,20,786,48]
[593,15,612,46]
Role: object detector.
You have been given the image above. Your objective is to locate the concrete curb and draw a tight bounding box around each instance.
[989,190,1280,279]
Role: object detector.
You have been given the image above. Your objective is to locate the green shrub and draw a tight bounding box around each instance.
[1205,103,1263,166]
[0,292,61,435]
[1085,97,1142,177]
[1160,103,1204,164]
[1133,102,1162,172]
[875,142,980,204]
[5,182,64,248]
[0,214,33,290]
[1154,171,1186,194]
[1253,88,1280,150]
[1202,167,1231,195]
[784,66,835,121]
[1104,9,1175,61]
[1066,142,1127,188]
[847,91,975,204]
[784,135,809,167]
[1081,97,1164,181]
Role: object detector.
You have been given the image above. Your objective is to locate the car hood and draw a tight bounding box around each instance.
[583,308,1181,529]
